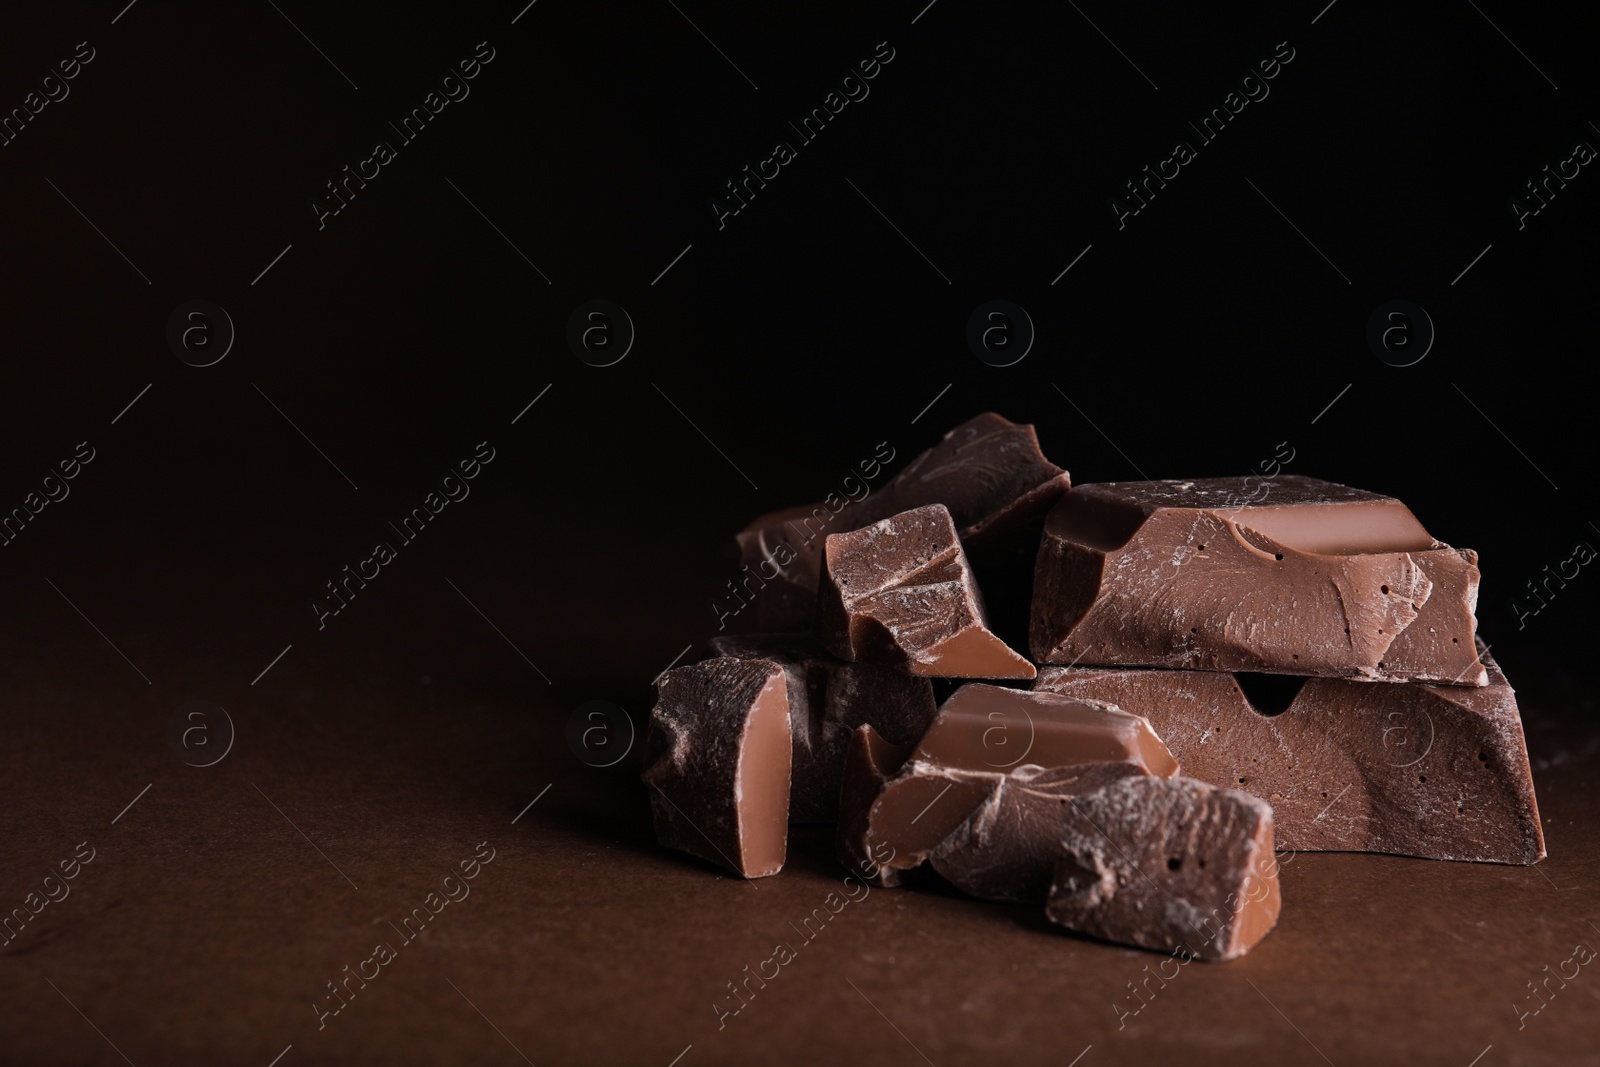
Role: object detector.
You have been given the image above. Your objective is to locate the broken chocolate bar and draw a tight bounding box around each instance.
[1031,475,1485,685]
[836,725,917,888]
[640,658,792,878]
[929,763,1151,903]
[1033,643,1544,864]
[855,412,1073,542]
[816,504,1034,678]
[734,413,1070,631]
[705,633,937,823]
[861,683,1178,873]
[1045,776,1280,961]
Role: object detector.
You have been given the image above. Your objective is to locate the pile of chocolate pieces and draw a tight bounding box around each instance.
[642,414,1544,961]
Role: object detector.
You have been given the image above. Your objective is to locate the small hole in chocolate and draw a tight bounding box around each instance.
[1478,752,1488,762]
[1197,858,1206,868]
[1167,858,1182,871]
[1238,777,1246,784]
[1197,545,1206,552]
[1274,553,1284,561]
[1452,638,1460,644]
[1418,775,1426,783]
[1233,672,1307,716]
[1381,584,1389,594]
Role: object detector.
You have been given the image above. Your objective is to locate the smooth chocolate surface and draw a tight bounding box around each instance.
[1046,777,1281,961]
[640,658,792,878]
[1031,476,1486,685]
[865,684,1178,872]
[1034,643,1544,864]
[705,633,937,823]
[734,413,1070,631]
[836,724,918,887]
[816,504,1034,678]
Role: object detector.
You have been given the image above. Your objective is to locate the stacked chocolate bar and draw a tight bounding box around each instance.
[641,413,1544,962]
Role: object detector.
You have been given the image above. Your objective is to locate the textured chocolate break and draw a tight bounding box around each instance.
[1045,776,1280,961]
[1030,476,1485,685]
[929,763,1152,903]
[862,684,1178,874]
[705,633,937,823]
[735,413,1070,631]
[1033,643,1544,864]
[640,658,792,878]
[816,504,1034,678]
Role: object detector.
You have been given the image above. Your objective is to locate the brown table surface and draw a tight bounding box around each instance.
[2,543,1596,1067]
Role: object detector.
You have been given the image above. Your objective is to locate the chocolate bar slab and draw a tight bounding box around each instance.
[640,658,792,878]
[1031,476,1485,685]
[816,504,1034,678]
[836,725,917,888]
[1033,644,1544,864]
[862,684,1178,873]
[1045,777,1280,961]
[929,762,1151,903]
[734,413,1070,631]
[705,633,937,823]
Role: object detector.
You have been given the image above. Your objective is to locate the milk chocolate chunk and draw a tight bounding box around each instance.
[866,684,1178,873]
[734,413,1071,631]
[859,412,1073,544]
[929,763,1151,903]
[640,658,792,878]
[1031,476,1485,685]
[1045,777,1280,961]
[817,504,1034,679]
[1034,643,1544,864]
[836,725,918,887]
[705,633,937,823]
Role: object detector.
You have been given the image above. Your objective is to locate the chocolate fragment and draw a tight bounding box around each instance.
[836,725,917,887]
[1034,643,1544,864]
[1045,776,1280,961]
[735,413,1070,631]
[858,412,1073,544]
[705,633,937,823]
[929,763,1150,903]
[1031,476,1485,685]
[864,684,1178,873]
[817,504,1034,678]
[640,658,792,878]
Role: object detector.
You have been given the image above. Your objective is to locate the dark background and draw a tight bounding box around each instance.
[1,3,1596,1065]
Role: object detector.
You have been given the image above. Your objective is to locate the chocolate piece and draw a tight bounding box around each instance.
[836,725,918,887]
[1045,777,1280,961]
[705,633,937,823]
[1033,643,1544,864]
[817,504,1034,678]
[1031,476,1485,685]
[929,763,1150,903]
[858,412,1073,543]
[731,504,832,633]
[735,413,1071,631]
[865,684,1178,873]
[640,658,792,878]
